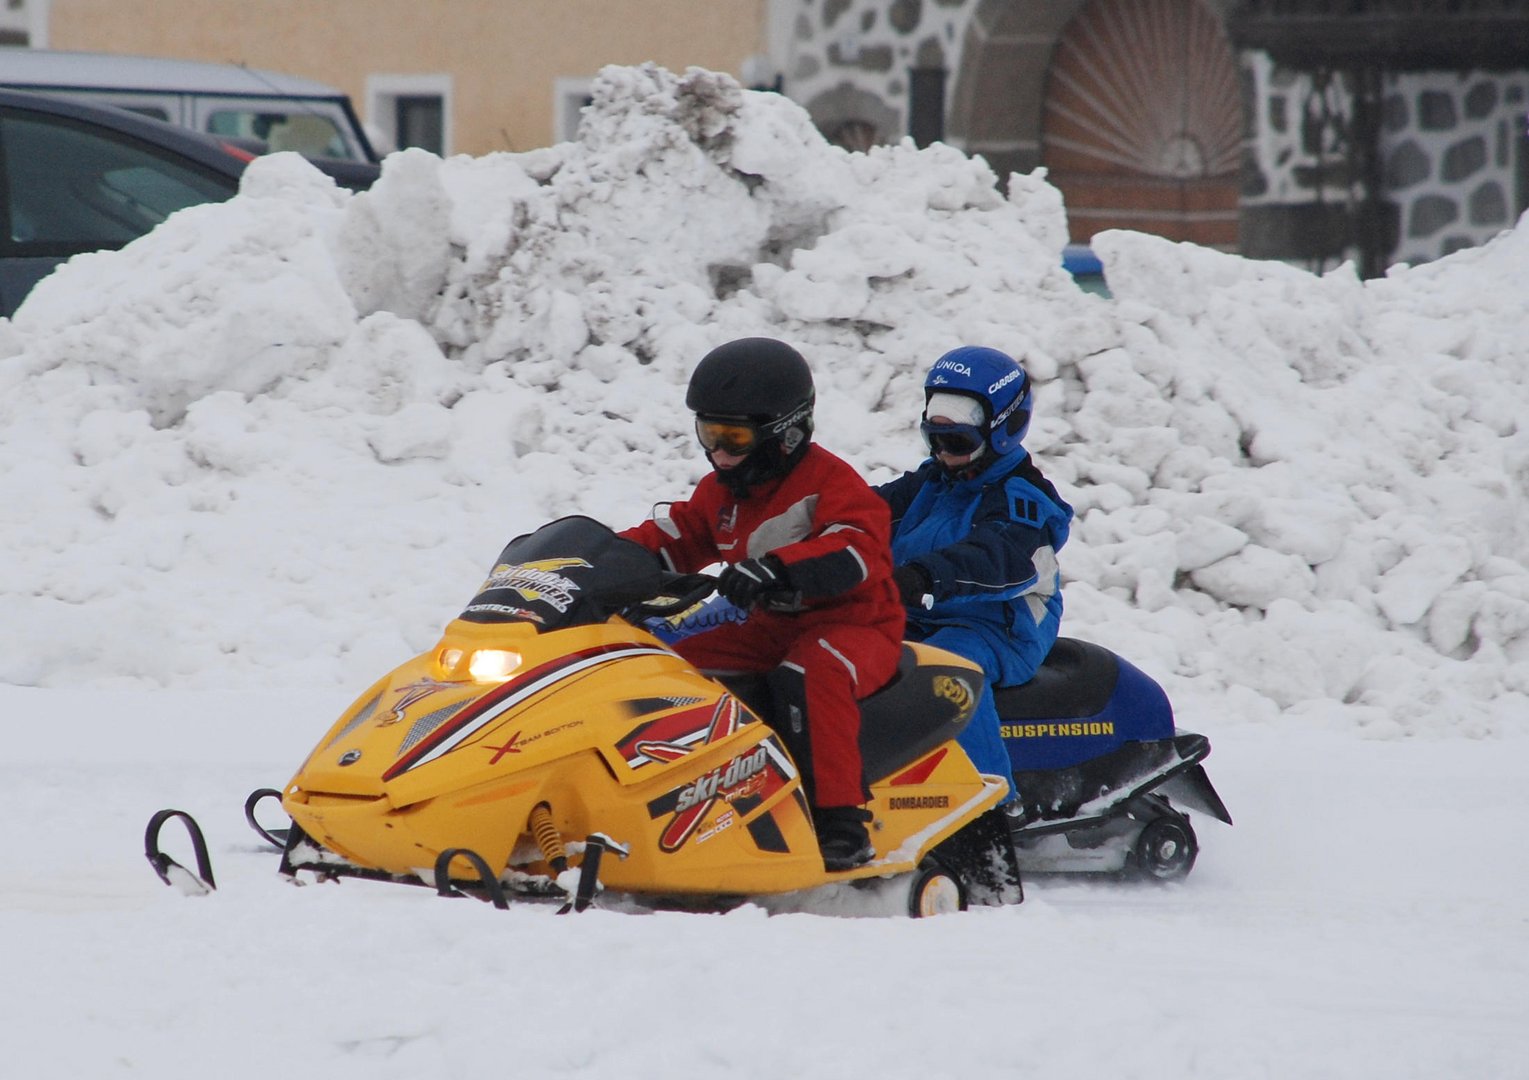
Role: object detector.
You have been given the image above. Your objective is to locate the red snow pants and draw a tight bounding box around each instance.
[672,614,902,808]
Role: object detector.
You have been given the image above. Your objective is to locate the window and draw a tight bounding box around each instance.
[206,108,350,159]
[0,110,236,252]
[366,74,452,156]
[394,95,443,155]
[555,78,595,144]
[0,0,24,47]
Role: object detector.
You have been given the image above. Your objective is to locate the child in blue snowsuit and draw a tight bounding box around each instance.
[874,347,1073,801]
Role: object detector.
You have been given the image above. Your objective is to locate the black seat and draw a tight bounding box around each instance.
[858,646,979,784]
[992,638,1119,721]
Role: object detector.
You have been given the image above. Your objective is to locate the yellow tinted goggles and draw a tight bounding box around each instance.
[695,417,760,456]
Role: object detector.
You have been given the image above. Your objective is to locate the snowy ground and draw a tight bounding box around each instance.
[5,688,1525,1079]
[2,63,1527,1077]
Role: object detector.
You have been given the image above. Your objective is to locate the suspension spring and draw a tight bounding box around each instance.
[528,803,568,873]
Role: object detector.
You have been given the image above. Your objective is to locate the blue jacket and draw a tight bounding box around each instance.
[875,447,1072,687]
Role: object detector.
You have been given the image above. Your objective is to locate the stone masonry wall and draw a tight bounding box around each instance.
[1384,71,1529,265]
[780,2,1529,267]
[782,0,978,145]
[1241,49,1529,267]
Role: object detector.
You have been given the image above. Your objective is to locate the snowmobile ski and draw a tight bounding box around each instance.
[243,787,290,850]
[145,808,216,895]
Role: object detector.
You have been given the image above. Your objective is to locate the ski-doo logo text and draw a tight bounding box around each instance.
[480,558,590,613]
[674,747,769,813]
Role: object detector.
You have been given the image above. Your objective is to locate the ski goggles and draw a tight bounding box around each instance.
[695,416,762,456]
[920,420,986,457]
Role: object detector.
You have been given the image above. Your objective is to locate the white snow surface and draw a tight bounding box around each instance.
[1,65,1526,1077]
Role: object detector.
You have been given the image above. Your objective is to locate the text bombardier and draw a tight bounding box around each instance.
[1000,721,1116,739]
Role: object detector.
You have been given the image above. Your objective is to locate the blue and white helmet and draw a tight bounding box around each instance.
[923,346,1033,457]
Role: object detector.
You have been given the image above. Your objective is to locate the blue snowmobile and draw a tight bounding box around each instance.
[655,601,1231,882]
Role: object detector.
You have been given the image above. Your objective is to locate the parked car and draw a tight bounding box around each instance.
[0,47,377,164]
[0,88,378,318]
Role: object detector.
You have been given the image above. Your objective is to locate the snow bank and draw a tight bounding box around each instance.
[1,63,1525,737]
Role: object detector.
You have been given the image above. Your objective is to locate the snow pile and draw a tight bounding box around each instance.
[1,63,1525,736]
[1056,228,1529,735]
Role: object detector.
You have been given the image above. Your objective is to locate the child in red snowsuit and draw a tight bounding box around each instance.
[621,338,905,870]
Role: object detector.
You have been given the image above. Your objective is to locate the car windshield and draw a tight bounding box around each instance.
[206,105,354,160]
[459,517,664,631]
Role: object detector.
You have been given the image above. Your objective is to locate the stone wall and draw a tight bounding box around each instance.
[1240,50,1529,267]
[783,0,979,147]
[1384,72,1529,265]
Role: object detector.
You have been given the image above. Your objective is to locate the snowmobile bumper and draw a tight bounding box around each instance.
[1158,761,1232,826]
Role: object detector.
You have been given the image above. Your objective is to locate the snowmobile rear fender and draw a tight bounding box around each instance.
[1158,762,1232,825]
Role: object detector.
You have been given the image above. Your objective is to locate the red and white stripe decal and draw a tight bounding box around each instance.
[660,793,715,852]
[632,739,695,764]
[383,644,670,780]
[702,695,742,743]
[622,695,745,768]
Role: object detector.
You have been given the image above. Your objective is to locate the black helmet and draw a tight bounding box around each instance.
[686,337,815,493]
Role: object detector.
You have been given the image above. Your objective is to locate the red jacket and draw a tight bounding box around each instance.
[622,445,905,638]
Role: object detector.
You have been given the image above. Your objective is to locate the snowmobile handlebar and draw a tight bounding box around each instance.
[622,570,720,620]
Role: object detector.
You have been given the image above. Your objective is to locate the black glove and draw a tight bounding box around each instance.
[717,556,791,609]
[893,563,934,609]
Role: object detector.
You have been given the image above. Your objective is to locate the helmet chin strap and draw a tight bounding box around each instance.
[711,431,808,495]
[936,445,989,479]
[714,457,758,496]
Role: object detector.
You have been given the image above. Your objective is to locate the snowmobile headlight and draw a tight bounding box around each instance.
[467,648,522,682]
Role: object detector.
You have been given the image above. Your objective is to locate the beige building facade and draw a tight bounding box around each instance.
[30,0,1524,270]
[36,0,774,155]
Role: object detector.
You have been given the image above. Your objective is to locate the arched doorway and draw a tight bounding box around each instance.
[1042,0,1241,247]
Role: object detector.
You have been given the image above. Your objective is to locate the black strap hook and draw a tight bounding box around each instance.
[144,809,216,894]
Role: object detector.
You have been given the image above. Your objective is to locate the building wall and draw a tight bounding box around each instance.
[44,0,769,154]
[1241,53,1529,268]
[781,0,978,147]
[780,0,1240,248]
[1,0,32,44]
[41,0,1526,268]
[1382,71,1528,265]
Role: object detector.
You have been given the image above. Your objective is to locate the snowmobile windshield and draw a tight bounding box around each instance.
[459,516,664,630]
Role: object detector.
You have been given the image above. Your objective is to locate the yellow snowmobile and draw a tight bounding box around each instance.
[152,517,1020,916]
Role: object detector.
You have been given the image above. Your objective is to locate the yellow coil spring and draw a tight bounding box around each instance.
[528,803,568,873]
